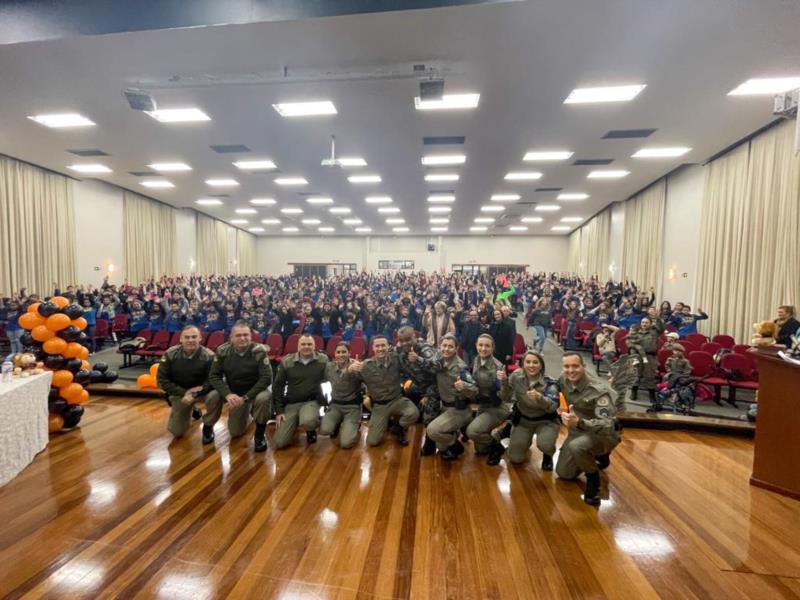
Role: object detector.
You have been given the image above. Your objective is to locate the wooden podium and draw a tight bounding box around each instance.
[750,347,800,500]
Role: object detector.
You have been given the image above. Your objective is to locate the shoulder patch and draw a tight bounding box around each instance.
[597,397,610,407]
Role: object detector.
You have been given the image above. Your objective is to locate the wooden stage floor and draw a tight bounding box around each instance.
[1,396,799,600]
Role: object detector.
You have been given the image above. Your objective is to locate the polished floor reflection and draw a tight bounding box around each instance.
[1,396,799,599]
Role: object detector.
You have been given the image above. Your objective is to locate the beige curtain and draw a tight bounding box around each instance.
[236,229,257,274]
[622,179,666,295]
[579,207,611,280]
[123,191,176,283]
[0,156,76,295]
[696,120,800,342]
[196,213,229,275]
[567,229,581,273]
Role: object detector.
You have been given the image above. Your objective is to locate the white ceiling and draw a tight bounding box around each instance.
[0,0,799,236]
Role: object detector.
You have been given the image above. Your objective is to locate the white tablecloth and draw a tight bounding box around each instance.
[0,371,52,486]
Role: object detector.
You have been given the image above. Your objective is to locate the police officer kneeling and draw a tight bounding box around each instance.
[156,325,214,438]
[556,351,622,506]
[206,321,273,452]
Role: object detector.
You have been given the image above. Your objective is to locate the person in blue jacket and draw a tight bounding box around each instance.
[671,306,708,337]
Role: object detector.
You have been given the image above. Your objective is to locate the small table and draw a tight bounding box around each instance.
[0,371,53,486]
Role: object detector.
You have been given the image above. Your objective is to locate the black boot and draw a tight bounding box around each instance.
[493,421,512,442]
[254,424,268,453]
[420,435,437,456]
[541,453,553,471]
[630,386,639,400]
[583,471,601,506]
[459,425,470,443]
[191,408,202,421]
[306,429,317,444]
[202,424,215,444]
[646,390,660,413]
[487,442,505,466]
[442,440,464,460]
[396,427,409,446]
[596,453,611,471]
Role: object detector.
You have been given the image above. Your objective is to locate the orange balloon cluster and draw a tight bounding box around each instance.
[137,363,160,390]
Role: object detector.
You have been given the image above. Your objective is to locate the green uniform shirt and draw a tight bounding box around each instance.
[559,374,619,437]
[325,359,362,405]
[666,356,692,377]
[502,369,558,419]
[435,355,477,406]
[471,355,505,406]
[209,342,272,400]
[156,344,214,398]
[639,328,659,353]
[273,351,329,413]
[360,351,404,404]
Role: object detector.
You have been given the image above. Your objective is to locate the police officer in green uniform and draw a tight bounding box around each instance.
[349,335,419,447]
[631,317,660,408]
[156,325,214,438]
[465,334,509,465]
[272,333,329,449]
[502,350,560,469]
[425,334,478,459]
[556,351,622,506]
[206,321,273,452]
[319,341,363,449]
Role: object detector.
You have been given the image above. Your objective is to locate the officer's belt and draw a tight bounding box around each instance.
[331,398,362,406]
[477,394,502,407]
[519,412,559,423]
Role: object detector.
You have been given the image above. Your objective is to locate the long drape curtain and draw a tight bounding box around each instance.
[696,120,800,342]
[622,179,666,295]
[0,156,76,295]
[236,229,257,274]
[196,213,229,275]
[567,229,581,274]
[123,191,176,284]
[580,207,611,280]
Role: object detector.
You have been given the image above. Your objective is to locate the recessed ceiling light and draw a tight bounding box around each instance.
[430,227,448,233]
[248,227,265,233]
[551,225,571,231]
[261,218,281,224]
[428,206,452,213]
[509,226,528,232]
[561,217,584,223]
[728,77,800,96]
[67,163,111,173]
[196,198,223,206]
[535,204,561,211]
[282,227,299,232]
[280,207,303,214]
[318,227,335,232]
[558,193,589,201]
[235,208,257,214]
[329,207,352,214]
[301,218,321,225]
[481,205,504,213]
[343,218,363,225]
[233,159,277,170]
[523,151,573,161]
[521,216,543,223]
[250,198,276,205]
[632,147,692,158]
[505,172,542,181]
[348,174,382,183]
[337,157,367,167]
[428,194,455,203]
[392,227,410,233]
[141,180,174,188]
[470,226,488,232]
[272,100,337,117]
[491,194,521,202]
[414,93,480,111]
[475,217,496,223]
[28,113,95,128]
[421,154,466,166]
[429,217,450,224]
[378,207,401,214]
[355,227,372,233]
[587,170,629,179]
[424,173,459,182]
[274,177,308,186]
[386,218,405,224]
[205,178,239,187]
[230,219,248,224]
[147,162,191,172]
[306,197,334,205]
[564,84,646,104]
[365,196,392,204]
[146,108,211,122]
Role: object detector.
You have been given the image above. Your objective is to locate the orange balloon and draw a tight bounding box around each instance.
[73,389,90,405]
[46,313,71,332]
[19,312,45,330]
[43,337,68,355]
[81,360,91,371]
[71,317,88,331]
[51,296,69,309]
[77,346,90,361]
[48,413,64,433]
[63,342,83,359]
[32,325,55,342]
[27,302,41,314]
[137,374,157,389]
[149,363,159,378]
[60,382,83,402]
[52,370,74,388]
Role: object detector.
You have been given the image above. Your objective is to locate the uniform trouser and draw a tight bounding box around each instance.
[366,397,420,447]
[167,394,209,437]
[637,356,657,390]
[426,407,473,452]
[556,429,620,479]
[204,389,272,438]
[466,406,509,453]
[320,403,362,449]
[274,400,322,449]
[508,419,560,464]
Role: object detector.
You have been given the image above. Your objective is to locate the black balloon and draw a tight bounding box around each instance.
[48,388,62,402]
[102,370,119,383]
[65,358,83,373]
[48,399,68,414]
[63,304,84,320]
[62,405,84,428]
[93,362,109,373]
[37,302,59,317]
[44,355,66,369]
[33,349,48,361]
[89,370,104,382]
[19,332,34,347]
[78,332,88,342]
[58,326,82,342]
[74,369,91,385]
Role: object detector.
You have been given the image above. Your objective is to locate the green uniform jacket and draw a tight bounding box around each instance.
[209,342,272,401]
[273,351,329,413]
[471,355,505,406]
[325,360,363,405]
[360,351,404,404]
[156,344,215,398]
[501,370,558,418]
[558,374,619,437]
[435,355,478,406]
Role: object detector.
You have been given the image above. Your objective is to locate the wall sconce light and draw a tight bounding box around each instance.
[107,263,115,273]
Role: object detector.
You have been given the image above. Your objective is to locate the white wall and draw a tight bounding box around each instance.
[72,179,125,287]
[175,208,197,274]
[608,201,625,281]
[661,165,705,305]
